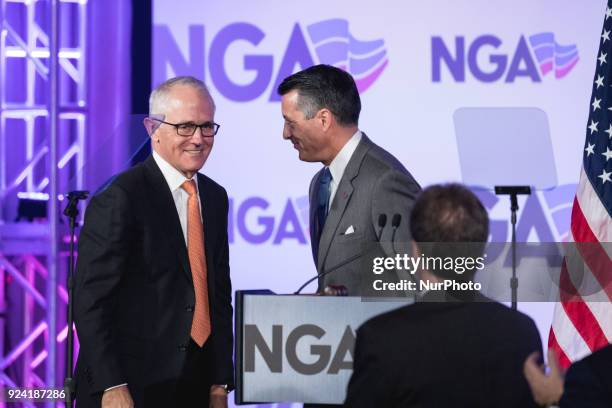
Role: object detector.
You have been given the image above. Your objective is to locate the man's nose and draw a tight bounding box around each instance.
[190,126,206,143]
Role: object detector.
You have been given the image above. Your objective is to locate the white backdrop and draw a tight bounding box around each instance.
[152,1,606,403]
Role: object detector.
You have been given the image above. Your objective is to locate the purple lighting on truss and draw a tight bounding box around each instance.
[0,322,47,371]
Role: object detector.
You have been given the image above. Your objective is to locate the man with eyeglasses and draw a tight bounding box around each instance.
[74,76,233,408]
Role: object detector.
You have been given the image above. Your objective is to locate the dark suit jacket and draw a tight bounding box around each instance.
[309,134,421,295]
[560,344,612,408]
[344,293,542,408]
[74,156,233,406]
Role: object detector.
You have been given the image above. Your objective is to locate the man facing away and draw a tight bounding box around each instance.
[74,76,233,407]
[345,184,542,408]
[278,64,421,296]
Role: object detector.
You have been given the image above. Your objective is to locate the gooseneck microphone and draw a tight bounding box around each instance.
[390,214,402,242]
[376,214,387,241]
[294,213,389,294]
[294,251,365,294]
[390,214,402,254]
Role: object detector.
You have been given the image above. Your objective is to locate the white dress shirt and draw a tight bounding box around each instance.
[153,151,202,245]
[327,130,362,209]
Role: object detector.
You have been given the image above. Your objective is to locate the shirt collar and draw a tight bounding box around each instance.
[328,130,362,183]
[152,151,198,193]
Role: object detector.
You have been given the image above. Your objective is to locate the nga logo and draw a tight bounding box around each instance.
[432,32,578,82]
[154,19,388,102]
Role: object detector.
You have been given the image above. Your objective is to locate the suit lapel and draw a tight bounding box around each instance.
[310,169,323,264]
[317,135,372,272]
[143,156,192,283]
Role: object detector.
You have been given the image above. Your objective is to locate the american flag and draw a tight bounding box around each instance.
[548,1,612,368]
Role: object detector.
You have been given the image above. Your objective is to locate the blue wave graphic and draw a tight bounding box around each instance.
[350,49,387,75]
[347,33,385,55]
[533,47,553,61]
[556,51,579,67]
[307,18,349,44]
[529,32,554,47]
[528,32,578,77]
[305,18,388,91]
[555,43,578,55]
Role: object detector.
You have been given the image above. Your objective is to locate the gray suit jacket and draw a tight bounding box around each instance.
[309,134,421,295]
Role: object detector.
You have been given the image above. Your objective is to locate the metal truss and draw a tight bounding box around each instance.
[0,0,88,406]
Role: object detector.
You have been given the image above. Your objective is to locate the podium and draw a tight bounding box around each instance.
[235,290,410,405]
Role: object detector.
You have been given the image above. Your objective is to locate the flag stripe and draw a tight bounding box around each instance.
[550,1,612,368]
[570,197,612,300]
[558,259,609,350]
[576,168,612,242]
[550,302,592,367]
[584,301,612,341]
[565,229,610,303]
[548,327,573,368]
[560,296,608,352]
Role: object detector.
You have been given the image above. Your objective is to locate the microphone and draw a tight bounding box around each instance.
[63,190,90,227]
[66,190,89,200]
[63,190,89,215]
[390,214,402,255]
[376,214,387,241]
[390,214,401,241]
[295,214,389,295]
[294,250,365,295]
[386,214,417,291]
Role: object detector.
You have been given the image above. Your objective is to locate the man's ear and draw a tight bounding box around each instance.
[411,240,421,259]
[318,108,333,131]
[411,240,430,280]
[143,116,162,137]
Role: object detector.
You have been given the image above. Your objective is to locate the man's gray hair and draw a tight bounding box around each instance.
[149,76,215,115]
[295,93,319,120]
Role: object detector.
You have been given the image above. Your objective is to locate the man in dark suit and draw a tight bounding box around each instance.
[561,344,612,407]
[524,344,612,407]
[344,184,542,408]
[74,76,233,408]
[278,64,421,296]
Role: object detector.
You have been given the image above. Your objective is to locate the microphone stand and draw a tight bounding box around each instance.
[63,190,89,407]
[294,251,365,294]
[295,214,389,294]
[390,214,402,255]
[494,186,531,310]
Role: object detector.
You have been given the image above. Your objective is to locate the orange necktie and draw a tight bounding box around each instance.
[181,179,211,347]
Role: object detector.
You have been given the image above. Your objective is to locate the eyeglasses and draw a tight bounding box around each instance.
[149,118,220,137]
